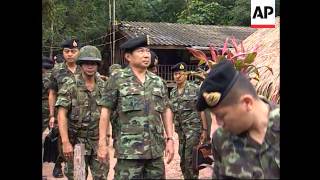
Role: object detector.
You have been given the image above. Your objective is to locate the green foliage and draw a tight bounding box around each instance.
[42,0,280,56]
[42,0,109,56]
[177,0,226,25]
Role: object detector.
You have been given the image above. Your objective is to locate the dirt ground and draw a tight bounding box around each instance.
[42,130,213,180]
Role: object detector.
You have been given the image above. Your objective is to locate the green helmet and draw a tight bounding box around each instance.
[77,45,102,65]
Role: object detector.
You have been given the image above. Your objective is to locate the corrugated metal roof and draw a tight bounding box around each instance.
[118,21,256,47]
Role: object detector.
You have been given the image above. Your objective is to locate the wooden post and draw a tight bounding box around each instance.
[73,144,86,180]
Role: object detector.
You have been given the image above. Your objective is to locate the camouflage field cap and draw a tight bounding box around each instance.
[196,60,240,111]
[76,45,102,65]
[171,62,187,72]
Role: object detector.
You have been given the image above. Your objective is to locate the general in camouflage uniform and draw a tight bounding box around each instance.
[196,60,280,179]
[56,46,108,180]
[42,56,54,132]
[48,38,82,178]
[170,62,207,179]
[97,36,175,179]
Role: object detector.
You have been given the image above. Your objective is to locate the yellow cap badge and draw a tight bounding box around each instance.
[203,92,221,107]
[73,40,77,47]
[179,64,185,70]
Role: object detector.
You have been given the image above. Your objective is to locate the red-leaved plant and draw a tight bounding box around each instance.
[186,36,273,82]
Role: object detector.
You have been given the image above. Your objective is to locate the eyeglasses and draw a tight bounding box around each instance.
[63,49,78,54]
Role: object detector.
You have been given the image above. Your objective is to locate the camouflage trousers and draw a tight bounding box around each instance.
[64,153,109,180]
[114,157,165,180]
[177,130,201,179]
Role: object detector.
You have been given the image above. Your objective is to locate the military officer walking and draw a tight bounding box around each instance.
[170,62,208,179]
[56,45,109,179]
[197,60,280,179]
[97,36,175,179]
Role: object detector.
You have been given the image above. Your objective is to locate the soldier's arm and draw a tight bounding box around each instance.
[55,79,74,159]
[160,82,174,163]
[57,106,69,143]
[161,107,174,140]
[48,89,57,117]
[48,70,58,119]
[97,75,118,162]
[98,107,111,147]
[55,79,73,144]
[97,74,118,145]
[161,81,174,139]
[199,111,208,131]
[199,111,208,143]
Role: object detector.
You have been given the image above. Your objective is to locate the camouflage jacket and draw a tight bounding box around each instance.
[170,81,201,138]
[55,73,105,155]
[98,67,170,159]
[42,71,52,118]
[212,99,280,179]
[49,62,81,92]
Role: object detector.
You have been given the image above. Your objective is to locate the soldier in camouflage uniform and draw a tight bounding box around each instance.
[170,62,208,179]
[48,38,82,178]
[147,50,159,74]
[196,60,280,179]
[42,56,54,132]
[56,45,108,179]
[108,64,122,76]
[97,36,175,179]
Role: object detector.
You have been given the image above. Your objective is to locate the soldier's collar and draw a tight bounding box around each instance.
[124,66,156,80]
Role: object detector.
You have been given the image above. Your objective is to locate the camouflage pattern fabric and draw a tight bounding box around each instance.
[178,133,200,179]
[212,99,280,179]
[114,157,165,180]
[170,81,201,179]
[49,62,82,92]
[98,67,170,160]
[49,62,82,169]
[64,155,108,180]
[42,70,52,132]
[55,73,108,179]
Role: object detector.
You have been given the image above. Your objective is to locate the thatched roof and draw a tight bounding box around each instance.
[243,17,280,103]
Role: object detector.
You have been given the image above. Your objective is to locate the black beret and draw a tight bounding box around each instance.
[42,56,54,69]
[120,35,148,52]
[196,60,240,111]
[61,38,80,49]
[171,62,187,72]
[149,50,158,68]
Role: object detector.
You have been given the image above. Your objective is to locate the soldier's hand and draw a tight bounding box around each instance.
[62,141,73,161]
[49,116,55,129]
[97,145,109,164]
[200,130,207,144]
[99,75,108,81]
[165,139,174,164]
